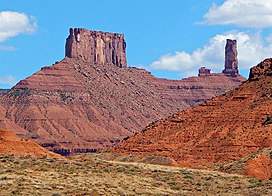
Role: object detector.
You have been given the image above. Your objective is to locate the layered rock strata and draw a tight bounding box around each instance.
[65,28,126,68]
[0,28,246,152]
[114,58,272,179]
[0,128,61,157]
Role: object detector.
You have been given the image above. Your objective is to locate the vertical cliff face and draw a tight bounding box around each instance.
[65,28,127,68]
[222,39,238,76]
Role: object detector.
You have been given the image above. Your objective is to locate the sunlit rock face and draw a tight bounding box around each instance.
[222,39,238,76]
[65,28,127,68]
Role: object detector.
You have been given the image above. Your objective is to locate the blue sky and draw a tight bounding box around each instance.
[1,0,272,88]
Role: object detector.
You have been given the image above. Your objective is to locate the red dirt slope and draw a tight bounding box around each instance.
[220,148,272,180]
[0,57,244,151]
[0,128,61,158]
[114,58,272,179]
[0,105,28,135]
[246,150,272,179]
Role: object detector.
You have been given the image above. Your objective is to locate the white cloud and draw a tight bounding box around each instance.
[150,31,272,77]
[0,45,16,51]
[0,11,37,42]
[0,75,18,86]
[201,0,272,28]
[130,64,151,71]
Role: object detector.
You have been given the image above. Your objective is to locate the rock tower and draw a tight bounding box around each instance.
[222,39,238,76]
[65,28,127,68]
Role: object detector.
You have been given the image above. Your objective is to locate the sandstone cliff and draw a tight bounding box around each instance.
[114,58,272,179]
[0,28,245,153]
[65,28,126,68]
[222,39,238,76]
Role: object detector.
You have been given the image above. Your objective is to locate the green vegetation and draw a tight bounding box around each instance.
[9,89,31,97]
[60,92,74,101]
[264,115,272,126]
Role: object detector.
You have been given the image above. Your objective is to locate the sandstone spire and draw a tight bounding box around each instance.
[222,39,238,76]
[65,28,127,68]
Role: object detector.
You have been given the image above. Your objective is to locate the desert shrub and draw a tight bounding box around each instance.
[184,174,194,179]
[168,181,181,190]
[264,115,272,125]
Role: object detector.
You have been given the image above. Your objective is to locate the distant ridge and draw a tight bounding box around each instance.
[0,89,9,96]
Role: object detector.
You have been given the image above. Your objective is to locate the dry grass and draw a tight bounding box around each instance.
[0,153,271,195]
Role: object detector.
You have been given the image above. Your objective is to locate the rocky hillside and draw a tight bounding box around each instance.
[0,28,245,153]
[114,58,272,179]
[220,148,272,180]
[0,105,60,157]
[0,105,27,135]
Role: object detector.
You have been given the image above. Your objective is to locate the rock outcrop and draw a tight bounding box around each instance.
[65,28,126,68]
[222,39,238,76]
[198,67,211,76]
[249,58,272,80]
[114,58,272,179]
[0,28,246,152]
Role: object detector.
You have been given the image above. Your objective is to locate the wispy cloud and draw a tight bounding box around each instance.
[200,0,272,28]
[0,11,37,42]
[0,75,18,86]
[0,45,16,51]
[150,31,272,78]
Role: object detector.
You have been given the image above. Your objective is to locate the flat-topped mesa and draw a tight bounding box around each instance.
[65,28,127,68]
[222,39,238,76]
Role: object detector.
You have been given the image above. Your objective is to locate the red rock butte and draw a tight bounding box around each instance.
[0,28,246,154]
[65,28,127,68]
